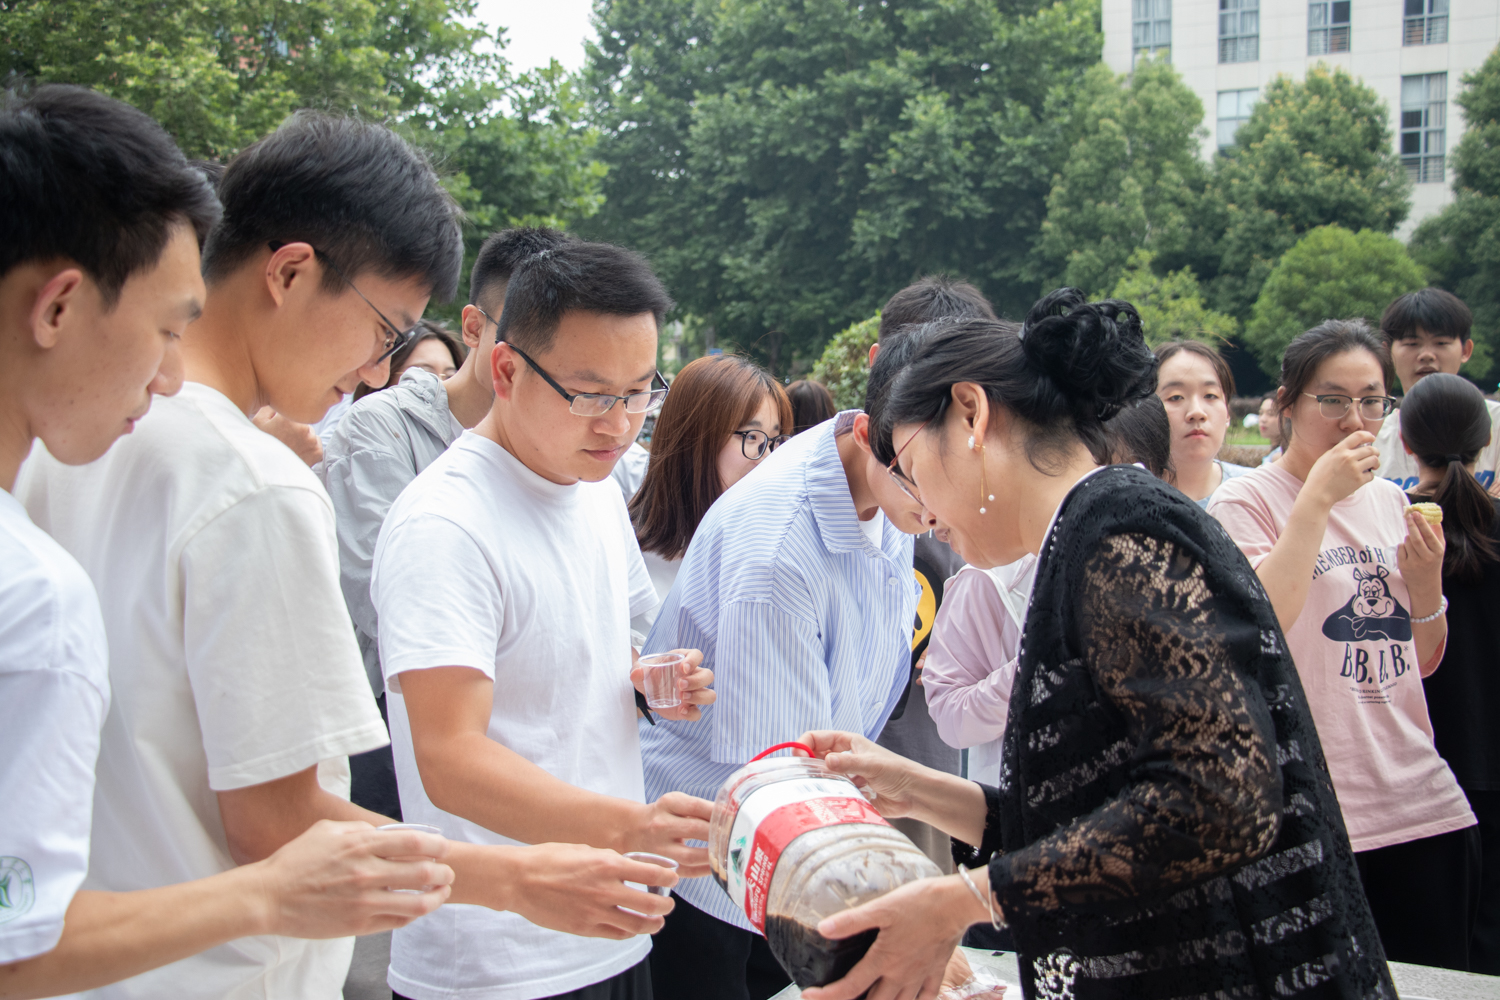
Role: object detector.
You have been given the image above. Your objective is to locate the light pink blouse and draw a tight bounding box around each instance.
[922,558,1036,782]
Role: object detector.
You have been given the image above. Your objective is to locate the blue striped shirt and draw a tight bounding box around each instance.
[640,411,917,930]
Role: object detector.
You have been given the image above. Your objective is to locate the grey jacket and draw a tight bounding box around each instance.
[318,369,462,694]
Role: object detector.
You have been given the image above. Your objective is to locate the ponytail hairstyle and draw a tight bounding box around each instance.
[870,288,1158,473]
[1399,372,1497,580]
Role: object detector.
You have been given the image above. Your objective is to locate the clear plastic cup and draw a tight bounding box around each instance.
[623,851,679,897]
[377,823,443,893]
[639,652,687,710]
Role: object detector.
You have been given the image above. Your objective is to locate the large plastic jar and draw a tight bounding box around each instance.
[709,755,942,989]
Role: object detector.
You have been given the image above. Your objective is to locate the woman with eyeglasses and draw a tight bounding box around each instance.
[629,355,793,611]
[1209,319,1477,971]
[780,292,1392,1000]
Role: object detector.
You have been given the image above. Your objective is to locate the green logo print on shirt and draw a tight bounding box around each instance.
[0,856,35,924]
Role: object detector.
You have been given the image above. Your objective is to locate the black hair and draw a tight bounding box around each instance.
[1380,288,1472,345]
[1155,340,1237,400]
[1103,395,1174,479]
[1400,372,1497,580]
[496,240,674,355]
[0,84,221,306]
[786,379,836,435]
[878,274,997,343]
[201,111,464,302]
[871,288,1158,472]
[1276,319,1394,419]
[470,227,575,314]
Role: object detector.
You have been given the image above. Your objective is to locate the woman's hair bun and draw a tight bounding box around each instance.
[1019,287,1158,423]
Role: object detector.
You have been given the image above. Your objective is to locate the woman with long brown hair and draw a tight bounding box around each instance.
[629,355,793,604]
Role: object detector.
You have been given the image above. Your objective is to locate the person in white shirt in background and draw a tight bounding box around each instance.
[320,227,575,819]
[0,84,455,1000]
[1258,395,1284,464]
[611,438,653,501]
[18,113,673,1000]
[1375,287,1500,491]
[627,353,792,632]
[371,240,716,1000]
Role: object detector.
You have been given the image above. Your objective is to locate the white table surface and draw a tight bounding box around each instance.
[769,946,1500,1000]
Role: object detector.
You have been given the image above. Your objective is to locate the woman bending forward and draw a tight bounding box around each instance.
[796,291,1393,1000]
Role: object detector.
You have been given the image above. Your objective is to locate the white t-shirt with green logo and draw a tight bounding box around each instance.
[0,488,109,964]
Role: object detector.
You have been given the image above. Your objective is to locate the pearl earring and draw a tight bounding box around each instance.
[967,435,975,450]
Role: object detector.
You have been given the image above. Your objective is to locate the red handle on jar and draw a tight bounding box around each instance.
[747,741,815,763]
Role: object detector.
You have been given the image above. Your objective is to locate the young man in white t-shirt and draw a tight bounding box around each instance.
[18,113,675,1000]
[371,240,717,1000]
[1375,287,1500,490]
[320,226,574,819]
[0,84,456,999]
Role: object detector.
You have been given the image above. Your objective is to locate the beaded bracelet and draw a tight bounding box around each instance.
[1412,595,1449,625]
[957,864,1003,931]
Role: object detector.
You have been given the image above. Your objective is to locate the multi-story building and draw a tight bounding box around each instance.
[1102,0,1500,234]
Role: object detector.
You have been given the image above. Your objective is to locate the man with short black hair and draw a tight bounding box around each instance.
[371,239,716,1000]
[0,84,458,998]
[20,114,674,1000]
[876,274,997,343]
[1375,287,1500,489]
[321,227,574,818]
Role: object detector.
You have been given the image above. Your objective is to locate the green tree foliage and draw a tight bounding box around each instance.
[1036,58,1207,296]
[1,0,609,319]
[809,314,880,412]
[1244,225,1426,377]
[1186,66,1411,322]
[1106,249,1236,346]
[583,0,1103,373]
[1409,46,1500,381]
[0,0,504,158]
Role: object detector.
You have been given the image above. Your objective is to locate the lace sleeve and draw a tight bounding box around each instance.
[989,533,1283,929]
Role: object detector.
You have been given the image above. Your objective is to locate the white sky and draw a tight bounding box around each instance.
[468,0,598,74]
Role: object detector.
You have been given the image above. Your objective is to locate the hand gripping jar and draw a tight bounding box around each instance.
[709,747,942,990]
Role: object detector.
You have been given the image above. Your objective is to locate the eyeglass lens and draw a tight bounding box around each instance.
[738,431,787,459]
[1318,396,1393,420]
[569,388,669,417]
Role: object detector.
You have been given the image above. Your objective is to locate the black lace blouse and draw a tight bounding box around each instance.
[955,466,1393,1000]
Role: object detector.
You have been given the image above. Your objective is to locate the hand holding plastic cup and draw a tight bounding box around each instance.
[377,822,444,893]
[623,851,679,896]
[617,851,680,917]
[639,652,688,710]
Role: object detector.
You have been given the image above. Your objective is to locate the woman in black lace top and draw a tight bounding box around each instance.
[796,291,1393,1000]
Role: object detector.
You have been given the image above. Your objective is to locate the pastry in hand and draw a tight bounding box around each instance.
[1408,502,1443,525]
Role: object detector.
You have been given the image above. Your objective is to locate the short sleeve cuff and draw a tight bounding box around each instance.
[206,719,390,791]
[0,916,65,965]
[381,649,497,694]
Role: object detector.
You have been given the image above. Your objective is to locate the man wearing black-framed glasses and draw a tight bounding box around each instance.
[371,239,718,1000]
[320,227,574,822]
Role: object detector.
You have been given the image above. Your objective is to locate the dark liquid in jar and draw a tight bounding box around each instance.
[764,914,878,993]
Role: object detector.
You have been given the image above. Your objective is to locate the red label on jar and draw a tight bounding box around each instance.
[742,796,888,931]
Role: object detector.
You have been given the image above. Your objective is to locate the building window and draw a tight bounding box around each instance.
[1404,0,1448,45]
[1309,0,1351,53]
[1217,89,1260,148]
[1220,0,1260,63]
[1401,73,1447,182]
[1133,0,1172,63]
